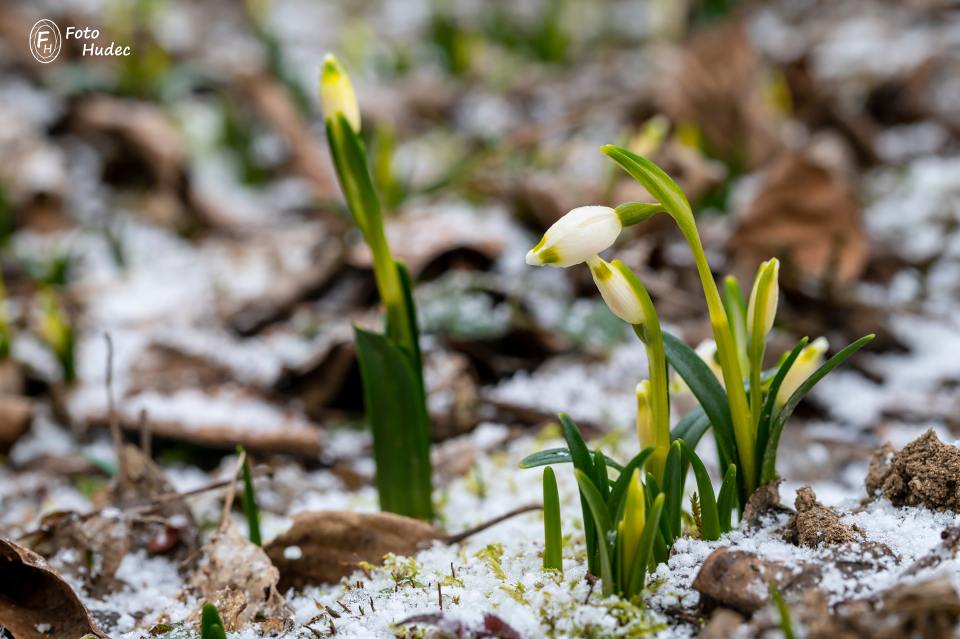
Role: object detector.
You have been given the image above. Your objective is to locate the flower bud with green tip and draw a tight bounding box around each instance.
[525,202,663,268]
[320,54,360,133]
[776,337,829,406]
[526,206,622,268]
[747,258,779,425]
[747,259,779,343]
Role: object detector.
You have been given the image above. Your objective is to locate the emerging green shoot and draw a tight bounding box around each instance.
[768,580,797,639]
[320,53,433,520]
[200,602,227,639]
[237,446,261,546]
[522,414,735,596]
[542,467,563,573]
[38,289,76,384]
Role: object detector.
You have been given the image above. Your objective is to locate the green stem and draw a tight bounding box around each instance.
[325,114,413,353]
[613,262,670,480]
[682,230,755,491]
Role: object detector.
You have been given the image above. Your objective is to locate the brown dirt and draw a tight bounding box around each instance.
[784,486,860,548]
[865,429,960,511]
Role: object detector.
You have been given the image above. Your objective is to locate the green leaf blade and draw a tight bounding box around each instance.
[542,467,563,572]
[354,327,433,520]
[759,334,875,484]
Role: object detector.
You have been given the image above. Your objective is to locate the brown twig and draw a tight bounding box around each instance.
[138,408,151,459]
[443,503,542,545]
[130,465,272,514]
[220,451,246,531]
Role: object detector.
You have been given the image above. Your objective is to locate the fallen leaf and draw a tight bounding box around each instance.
[0,395,32,455]
[729,152,868,287]
[658,20,781,170]
[189,520,289,632]
[265,511,443,589]
[0,537,109,639]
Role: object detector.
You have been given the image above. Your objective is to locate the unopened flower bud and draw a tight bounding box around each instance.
[776,337,829,406]
[320,54,361,133]
[747,258,780,340]
[586,256,644,325]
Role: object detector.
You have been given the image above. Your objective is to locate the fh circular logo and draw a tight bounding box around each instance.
[30,19,62,63]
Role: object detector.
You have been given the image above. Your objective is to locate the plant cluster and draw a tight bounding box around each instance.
[523,145,873,598]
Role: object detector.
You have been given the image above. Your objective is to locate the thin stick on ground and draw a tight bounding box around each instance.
[104,333,126,483]
[443,503,542,545]
[138,408,151,459]
[220,451,247,531]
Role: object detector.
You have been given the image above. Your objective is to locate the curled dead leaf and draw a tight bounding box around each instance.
[0,538,108,639]
[265,511,443,589]
[190,521,289,633]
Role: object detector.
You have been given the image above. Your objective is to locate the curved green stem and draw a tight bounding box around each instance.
[612,261,670,481]
[600,144,754,491]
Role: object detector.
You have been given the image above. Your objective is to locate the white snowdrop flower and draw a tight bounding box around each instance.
[586,255,644,325]
[320,54,361,133]
[776,337,829,406]
[525,206,622,267]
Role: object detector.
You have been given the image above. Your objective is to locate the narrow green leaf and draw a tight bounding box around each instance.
[520,448,624,471]
[601,145,692,223]
[326,115,378,240]
[237,446,261,545]
[574,469,614,596]
[661,441,683,541]
[626,493,665,597]
[560,413,598,575]
[354,327,433,520]
[663,332,736,473]
[759,334,875,484]
[670,407,711,449]
[717,464,738,532]
[608,448,655,520]
[593,450,611,502]
[679,441,720,540]
[754,338,807,472]
[201,603,227,639]
[393,261,423,384]
[542,467,563,572]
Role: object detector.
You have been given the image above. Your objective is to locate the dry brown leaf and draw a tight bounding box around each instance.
[0,395,32,455]
[73,96,185,194]
[0,537,109,639]
[729,152,868,287]
[189,520,290,632]
[234,72,338,200]
[658,20,781,170]
[265,511,443,589]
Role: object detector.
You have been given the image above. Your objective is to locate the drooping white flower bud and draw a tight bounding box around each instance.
[747,258,780,340]
[776,337,829,406]
[320,54,361,133]
[585,255,644,325]
[525,206,622,268]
